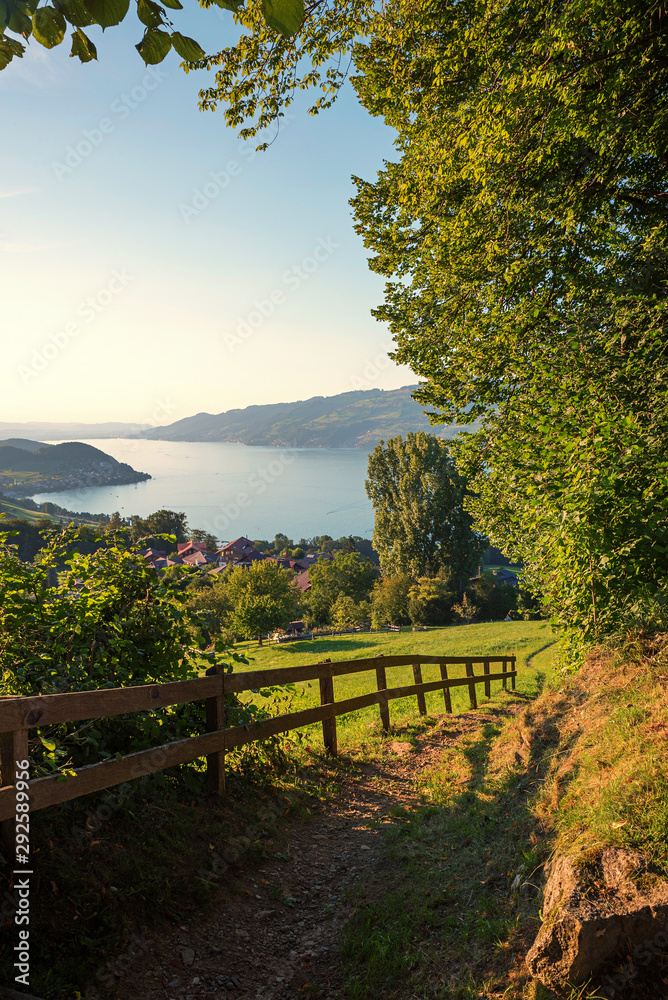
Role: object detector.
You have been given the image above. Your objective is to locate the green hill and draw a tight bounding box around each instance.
[0,441,150,495]
[137,385,469,448]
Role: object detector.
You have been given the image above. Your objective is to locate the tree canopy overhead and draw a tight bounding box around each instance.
[351,0,668,654]
[0,0,307,71]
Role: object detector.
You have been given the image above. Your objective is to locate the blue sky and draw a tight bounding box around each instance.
[0,8,415,425]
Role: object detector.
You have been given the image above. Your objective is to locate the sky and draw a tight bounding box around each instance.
[0,8,415,426]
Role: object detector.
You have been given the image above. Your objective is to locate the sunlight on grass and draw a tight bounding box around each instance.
[233,622,555,755]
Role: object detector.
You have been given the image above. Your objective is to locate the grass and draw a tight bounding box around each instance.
[236,621,554,754]
[335,635,668,1000]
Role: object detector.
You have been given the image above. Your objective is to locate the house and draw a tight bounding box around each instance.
[293,552,334,572]
[220,536,265,564]
[182,550,218,568]
[177,541,208,558]
[266,556,299,570]
[493,568,519,587]
[293,569,312,593]
[141,547,166,561]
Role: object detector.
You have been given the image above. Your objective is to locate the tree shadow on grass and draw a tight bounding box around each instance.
[339,697,578,1000]
[271,637,384,656]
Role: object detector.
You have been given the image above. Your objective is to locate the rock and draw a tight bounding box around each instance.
[256,909,276,919]
[180,947,195,967]
[526,848,668,987]
[360,844,371,852]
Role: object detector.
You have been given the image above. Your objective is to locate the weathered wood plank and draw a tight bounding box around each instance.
[0,661,517,822]
[0,729,226,820]
[483,658,491,699]
[0,728,28,858]
[0,676,221,733]
[224,655,511,693]
[439,661,452,713]
[465,660,477,709]
[318,660,337,756]
[510,655,517,690]
[412,663,427,715]
[205,664,225,796]
[376,665,390,731]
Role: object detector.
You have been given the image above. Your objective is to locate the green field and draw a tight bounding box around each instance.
[233,621,556,753]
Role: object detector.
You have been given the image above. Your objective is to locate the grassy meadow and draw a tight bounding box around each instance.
[233,621,556,754]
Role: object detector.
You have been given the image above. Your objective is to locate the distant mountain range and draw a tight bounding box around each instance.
[137,386,461,448]
[0,387,468,450]
[0,421,141,440]
[0,441,150,496]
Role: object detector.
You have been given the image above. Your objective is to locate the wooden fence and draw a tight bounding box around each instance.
[0,653,516,851]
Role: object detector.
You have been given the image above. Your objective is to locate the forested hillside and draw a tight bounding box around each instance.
[136,385,465,448]
[0,441,150,494]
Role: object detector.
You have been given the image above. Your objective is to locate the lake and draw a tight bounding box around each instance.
[29,439,376,542]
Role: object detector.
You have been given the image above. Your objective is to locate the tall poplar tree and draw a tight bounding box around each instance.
[365,432,483,586]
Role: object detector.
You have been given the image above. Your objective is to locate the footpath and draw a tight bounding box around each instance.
[111,704,535,1000]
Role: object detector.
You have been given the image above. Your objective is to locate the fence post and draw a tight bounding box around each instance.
[205,664,225,796]
[483,658,491,699]
[318,660,337,756]
[502,656,507,691]
[465,659,477,710]
[375,664,390,732]
[412,663,427,716]
[439,661,452,714]
[0,727,29,860]
[510,655,516,690]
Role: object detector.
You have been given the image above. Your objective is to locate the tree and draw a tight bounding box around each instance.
[407,576,453,627]
[330,592,370,629]
[225,559,298,638]
[469,574,518,623]
[0,0,306,73]
[348,0,668,658]
[190,528,219,552]
[307,550,376,624]
[134,509,189,543]
[369,572,411,627]
[365,433,484,587]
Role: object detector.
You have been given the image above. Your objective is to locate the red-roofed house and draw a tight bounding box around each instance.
[177,541,208,558]
[220,537,264,564]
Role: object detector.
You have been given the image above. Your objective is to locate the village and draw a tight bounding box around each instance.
[140,535,336,597]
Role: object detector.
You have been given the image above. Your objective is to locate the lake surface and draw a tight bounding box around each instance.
[30,439,376,542]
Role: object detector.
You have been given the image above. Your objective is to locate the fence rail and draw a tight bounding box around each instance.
[0,652,516,852]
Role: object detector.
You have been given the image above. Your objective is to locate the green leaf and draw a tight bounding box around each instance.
[32,4,65,46]
[207,0,242,9]
[40,737,57,751]
[8,2,31,34]
[53,0,95,26]
[136,0,162,27]
[260,0,302,35]
[170,30,203,60]
[82,0,128,28]
[135,24,169,62]
[0,0,9,29]
[160,0,181,8]
[70,25,95,59]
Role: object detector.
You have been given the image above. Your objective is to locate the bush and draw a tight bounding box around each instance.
[0,525,250,779]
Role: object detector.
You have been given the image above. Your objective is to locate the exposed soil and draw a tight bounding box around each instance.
[108,710,514,1000]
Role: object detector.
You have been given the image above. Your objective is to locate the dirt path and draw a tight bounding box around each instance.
[112,710,517,1000]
